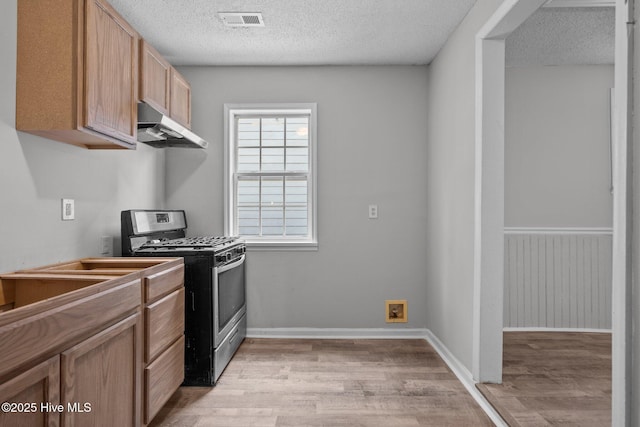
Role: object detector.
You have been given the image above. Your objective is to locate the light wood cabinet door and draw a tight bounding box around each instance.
[139,40,195,131]
[139,40,171,115]
[84,0,139,145]
[0,356,60,427]
[61,313,142,427]
[170,68,192,129]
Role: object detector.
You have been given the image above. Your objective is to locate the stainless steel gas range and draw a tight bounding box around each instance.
[121,209,246,386]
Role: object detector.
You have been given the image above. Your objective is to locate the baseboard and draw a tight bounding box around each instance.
[246,327,429,339]
[424,330,507,427]
[503,327,612,333]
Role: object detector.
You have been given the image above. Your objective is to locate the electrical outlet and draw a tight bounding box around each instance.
[100,236,113,256]
[368,204,378,219]
[61,199,75,220]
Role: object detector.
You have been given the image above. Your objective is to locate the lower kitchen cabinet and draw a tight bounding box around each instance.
[0,257,185,427]
[0,314,142,427]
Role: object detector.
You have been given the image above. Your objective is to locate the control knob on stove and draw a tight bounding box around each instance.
[216,252,232,264]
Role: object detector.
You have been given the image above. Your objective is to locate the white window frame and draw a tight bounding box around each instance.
[224,103,318,250]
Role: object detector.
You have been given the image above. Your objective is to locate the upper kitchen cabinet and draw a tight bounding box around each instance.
[139,39,171,116]
[16,0,139,149]
[139,40,192,130]
[169,68,192,129]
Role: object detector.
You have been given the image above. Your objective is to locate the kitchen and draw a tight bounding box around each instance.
[0,0,639,426]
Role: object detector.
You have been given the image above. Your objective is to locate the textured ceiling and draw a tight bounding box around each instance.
[107,1,614,67]
[506,7,614,67]
[107,0,477,66]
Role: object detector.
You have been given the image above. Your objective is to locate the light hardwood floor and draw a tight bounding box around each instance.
[150,338,493,426]
[477,332,611,426]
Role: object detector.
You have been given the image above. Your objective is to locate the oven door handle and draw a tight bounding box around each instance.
[217,254,246,273]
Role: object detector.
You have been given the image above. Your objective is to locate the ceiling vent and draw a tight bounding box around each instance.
[219,12,265,27]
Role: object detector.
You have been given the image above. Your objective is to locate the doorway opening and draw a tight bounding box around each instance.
[473,0,631,424]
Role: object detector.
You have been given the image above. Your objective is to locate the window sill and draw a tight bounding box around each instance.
[244,240,319,251]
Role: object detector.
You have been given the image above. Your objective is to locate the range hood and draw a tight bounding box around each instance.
[137,103,208,149]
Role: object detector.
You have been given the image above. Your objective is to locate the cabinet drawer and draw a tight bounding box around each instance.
[145,288,184,363]
[144,264,184,303]
[144,336,184,424]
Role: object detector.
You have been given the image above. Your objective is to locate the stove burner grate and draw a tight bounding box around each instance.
[142,236,237,249]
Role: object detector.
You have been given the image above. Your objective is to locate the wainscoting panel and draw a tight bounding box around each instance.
[503,229,612,329]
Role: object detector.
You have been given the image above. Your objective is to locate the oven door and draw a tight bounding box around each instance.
[213,254,246,347]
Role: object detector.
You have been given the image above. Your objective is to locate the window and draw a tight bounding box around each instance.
[224,104,317,249]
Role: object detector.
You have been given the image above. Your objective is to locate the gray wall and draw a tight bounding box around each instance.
[505,65,613,228]
[503,65,614,330]
[425,0,635,416]
[0,0,165,273]
[424,0,615,373]
[166,66,430,330]
[424,0,503,371]
[633,3,640,424]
